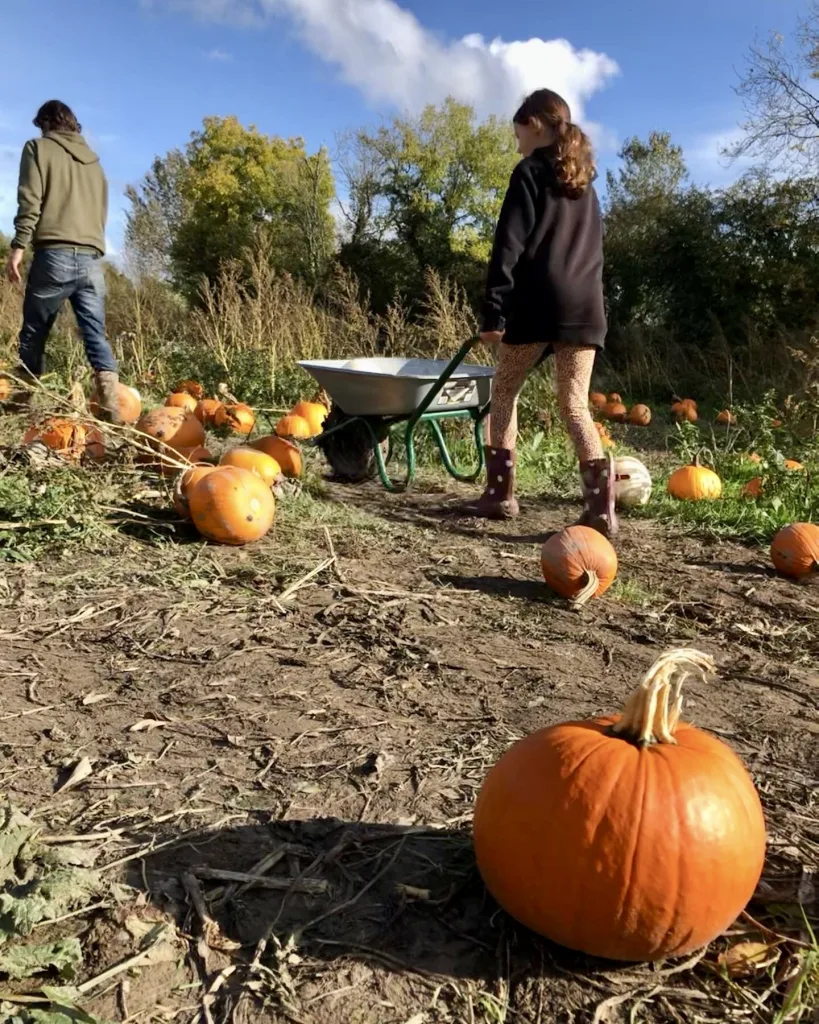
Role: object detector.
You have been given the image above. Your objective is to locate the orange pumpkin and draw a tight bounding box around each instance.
[594,422,615,449]
[716,409,736,426]
[188,465,275,545]
[607,392,622,404]
[291,400,327,436]
[23,418,105,461]
[165,392,198,413]
[136,407,205,452]
[667,457,722,500]
[628,404,651,426]
[742,477,763,499]
[194,398,224,426]
[173,464,220,518]
[674,403,698,423]
[0,376,11,401]
[540,525,618,607]
[771,418,783,429]
[275,413,312,440]
[770,523,819,579]
[785,459,804,471]
[746,453,762,464]
[252,435,303,478]
[89,383,142,425]
[174,379,205,400]
[214,403,255,436]
[603,401,627,423]
[220,446,281,487]
[473,650,766,962]
[589,392,607,410]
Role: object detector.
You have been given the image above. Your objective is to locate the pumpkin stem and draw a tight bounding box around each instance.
[611,649,715,746]
[570,570,599,609]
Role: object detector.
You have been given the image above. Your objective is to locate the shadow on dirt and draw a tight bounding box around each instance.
[430,572,560,604]
[132,817,619,993]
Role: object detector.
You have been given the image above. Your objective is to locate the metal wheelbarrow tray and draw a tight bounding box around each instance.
[298,337,493,492]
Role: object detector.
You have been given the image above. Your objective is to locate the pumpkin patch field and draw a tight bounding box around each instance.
[0,381,816,1024]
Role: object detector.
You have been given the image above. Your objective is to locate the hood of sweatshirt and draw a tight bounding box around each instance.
[42,131,100,165]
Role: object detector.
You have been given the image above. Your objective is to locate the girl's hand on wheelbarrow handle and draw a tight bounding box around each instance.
[479,330,504,345]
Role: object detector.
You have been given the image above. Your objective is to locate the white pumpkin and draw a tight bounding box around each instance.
[613,456,652,508]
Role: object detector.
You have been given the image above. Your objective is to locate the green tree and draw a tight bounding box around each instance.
[338,98,518,310]
[125,116,335,300]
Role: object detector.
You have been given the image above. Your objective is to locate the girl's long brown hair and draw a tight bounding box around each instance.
[514,89,595,199]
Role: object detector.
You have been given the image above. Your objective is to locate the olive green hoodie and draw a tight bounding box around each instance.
[12,132,108,255]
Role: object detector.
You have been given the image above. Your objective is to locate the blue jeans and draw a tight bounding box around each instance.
[19,248,118,376]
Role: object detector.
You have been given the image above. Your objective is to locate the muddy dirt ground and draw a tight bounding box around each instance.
[1,480,817,1023]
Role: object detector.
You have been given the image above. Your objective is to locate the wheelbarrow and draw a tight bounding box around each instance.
[298,336,493,492]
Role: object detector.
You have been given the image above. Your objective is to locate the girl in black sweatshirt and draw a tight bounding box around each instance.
[468,88,616,538]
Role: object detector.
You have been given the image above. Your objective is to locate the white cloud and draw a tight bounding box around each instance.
[204,47,233,60]
[157,0,619,126]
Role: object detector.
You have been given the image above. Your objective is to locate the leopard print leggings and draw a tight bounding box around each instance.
[488,342,603,462]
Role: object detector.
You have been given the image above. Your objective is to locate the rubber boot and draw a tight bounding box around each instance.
[462,447,520,519]
[94,370,123,425]
[577,453,619,538]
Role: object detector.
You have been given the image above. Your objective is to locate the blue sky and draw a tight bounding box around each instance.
[0,0,806,259]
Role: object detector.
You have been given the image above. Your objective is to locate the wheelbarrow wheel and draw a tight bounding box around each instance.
[316,405,390,483]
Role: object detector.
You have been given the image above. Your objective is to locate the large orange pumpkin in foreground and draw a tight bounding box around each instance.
[291,400,328,436]
[188,465,275,545]
[89,382,142,425]
[214,403,255,436]
[252,435,303,478]
[220,446,281,487]
[667,458,722,500]
[770,523,819,579]
[173,464,220,518]
[540,525,617,607]
[473,649,766,962]
[136,407,205,452]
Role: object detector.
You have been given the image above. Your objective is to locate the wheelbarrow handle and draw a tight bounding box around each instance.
[404,335,482,434]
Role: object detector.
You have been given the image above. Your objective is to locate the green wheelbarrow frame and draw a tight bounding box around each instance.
[311,335,492,493]
[310,336,551,492]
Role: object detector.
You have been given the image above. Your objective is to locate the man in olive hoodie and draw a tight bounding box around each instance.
[4,100,121,422]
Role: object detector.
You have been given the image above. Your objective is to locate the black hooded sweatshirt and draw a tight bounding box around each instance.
[480,146,606,348]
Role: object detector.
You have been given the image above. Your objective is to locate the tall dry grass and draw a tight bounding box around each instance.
[0,235,813,412]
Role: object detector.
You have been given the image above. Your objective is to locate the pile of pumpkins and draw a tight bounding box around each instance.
[590,391,652,427]
[274,396,329,440]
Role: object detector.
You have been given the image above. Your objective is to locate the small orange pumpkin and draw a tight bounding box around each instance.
[194,398,224,426]
[89,383,142,425]
[0,376,11,401]
[770,523,819,578]
[291,400,327,436]
[746,453,762,464]
[174,379,205,400]
[473,650,766,962]
[165,392,198,413]
[540,525,618,607]
[674,403,698,423]
[136,407,205,452]
[220,446,281,487]
[23,418,105,461]
[785,459,804,471]
[603,401,627,423]
[742,477,763,499]
[628,404,651,426]
[716,409,736,426]
[252,435,303,478]
[214,403,255,436]
[173,464,220,518]
[771,418,783,429]
[607,392,622,404]
[667,457,722,500]
[594,422,615,449]
[589,392,607,410]
[275,413,313,440]
[188,465,275,546]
